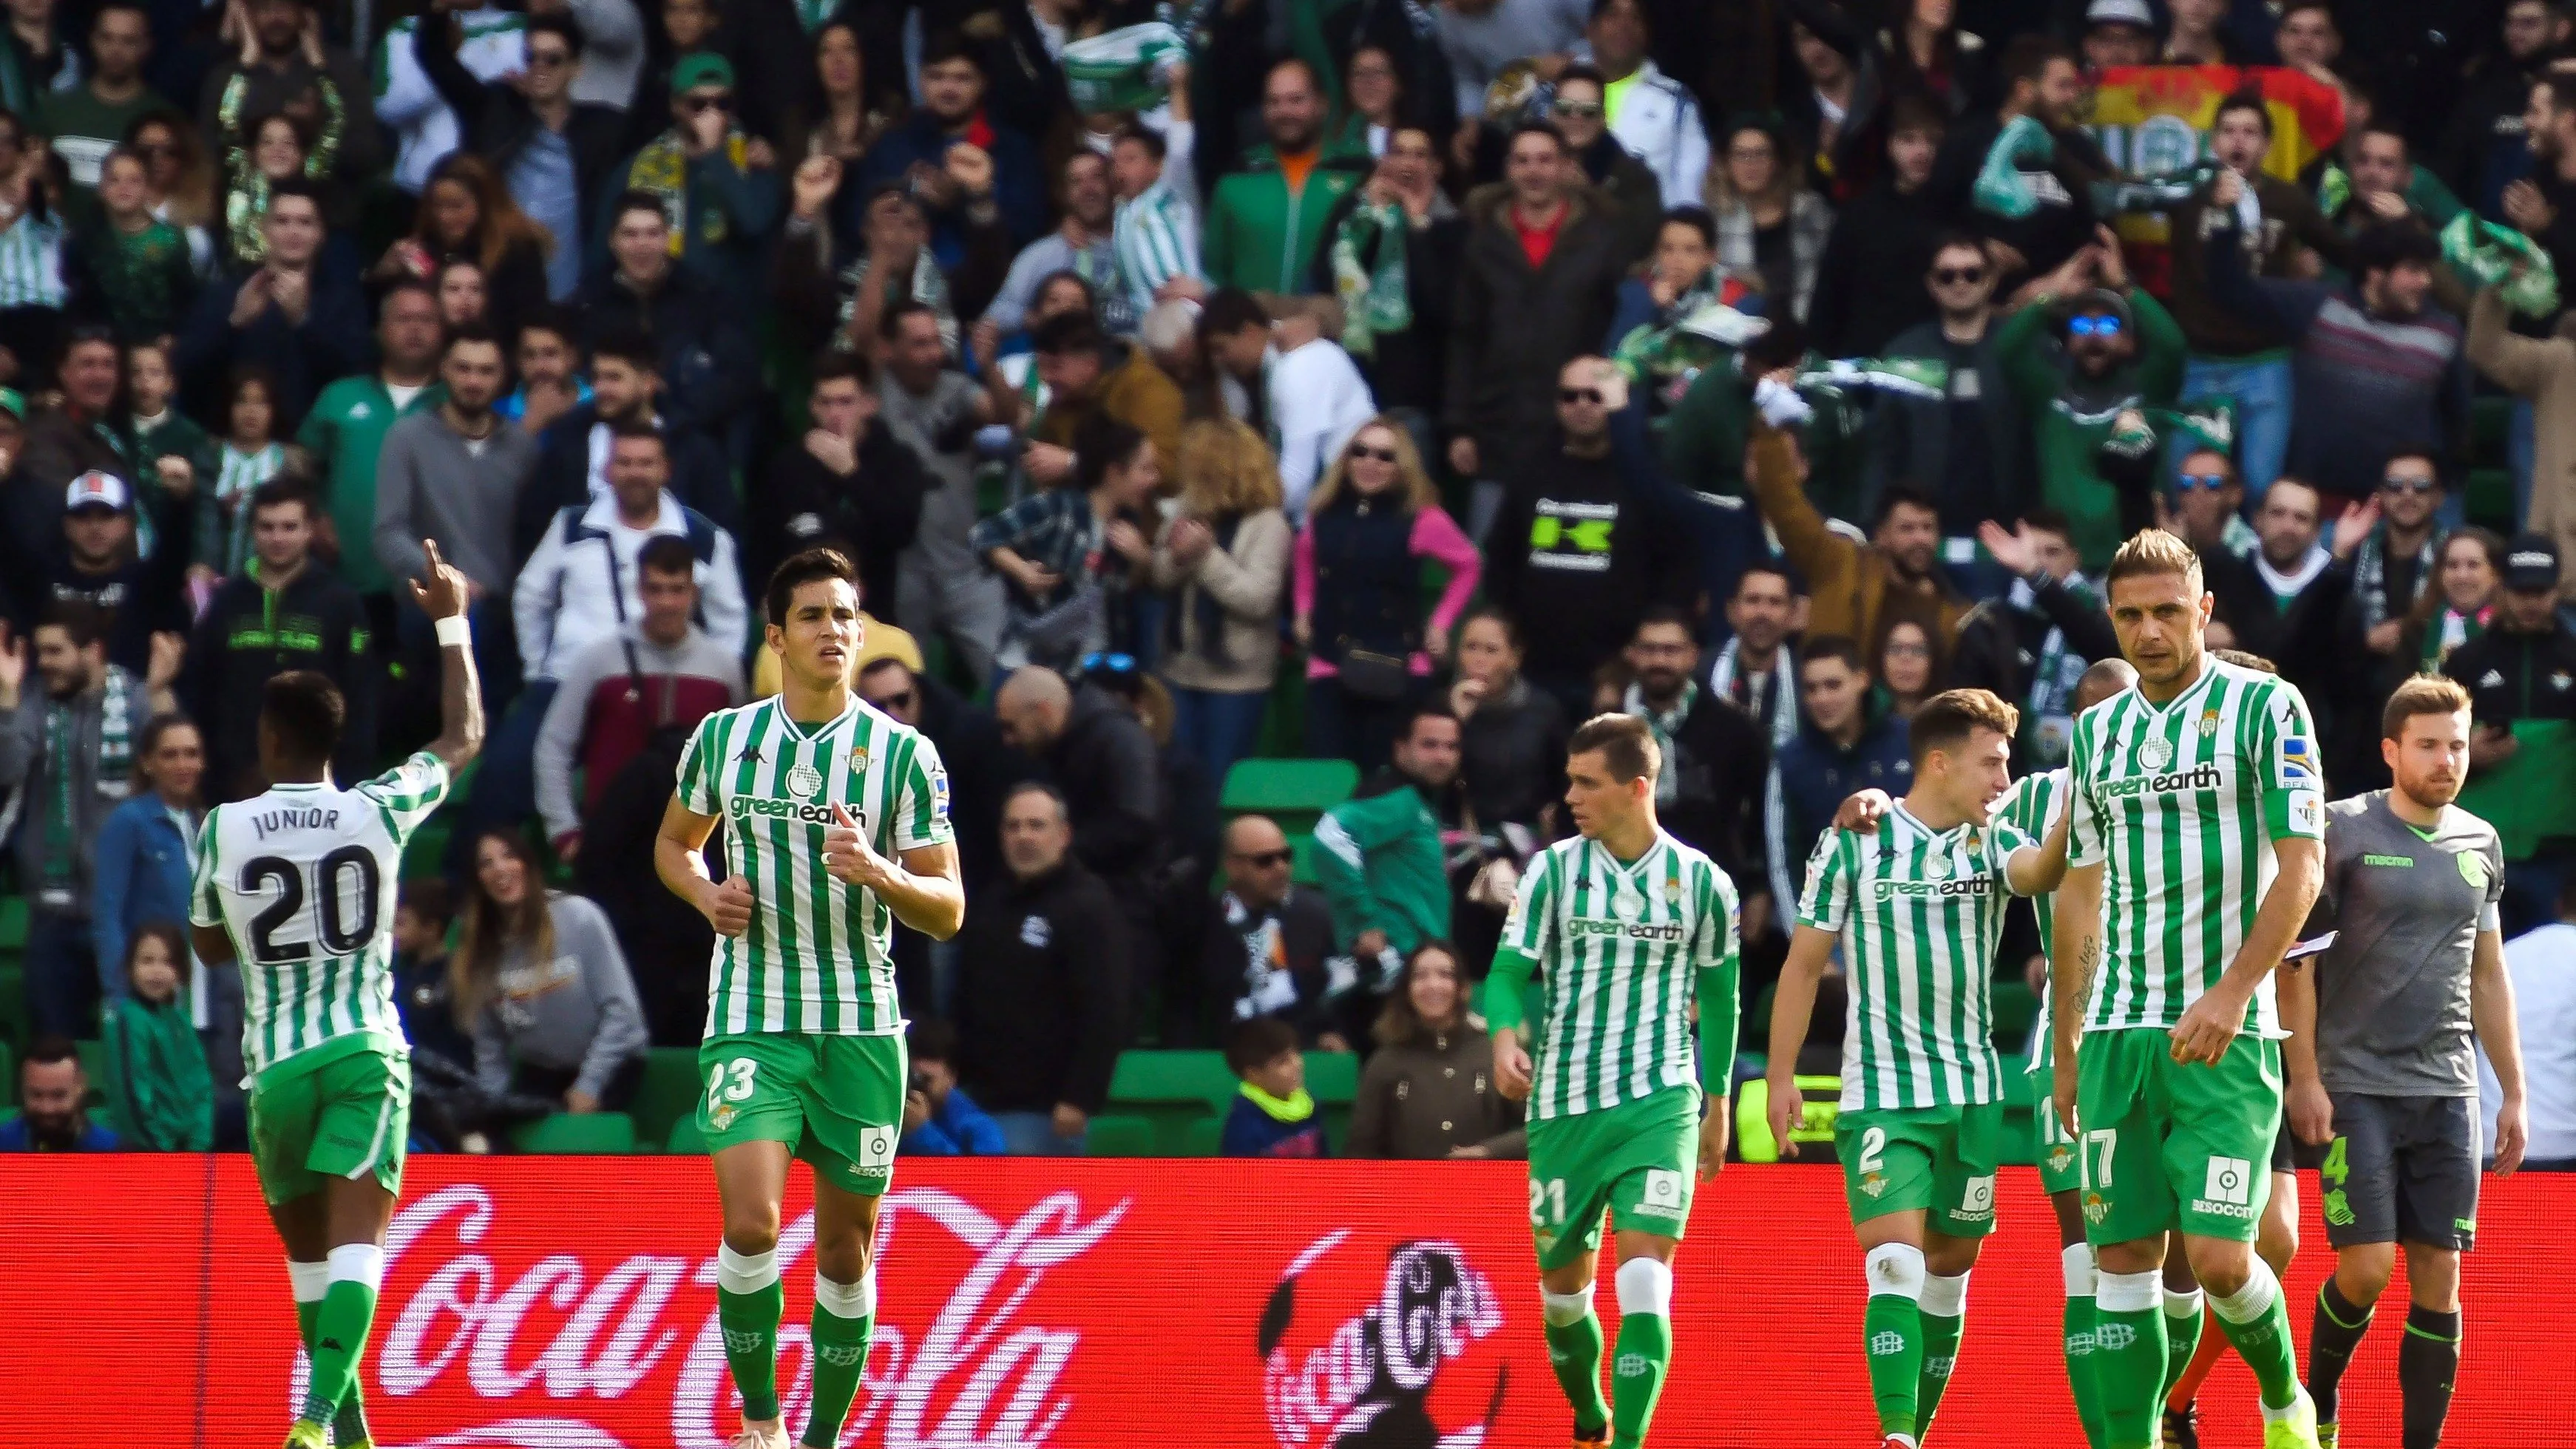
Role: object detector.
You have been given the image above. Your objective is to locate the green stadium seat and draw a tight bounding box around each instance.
[2466,467,2516,532]
[668,1116,706,1154]
[1082,1113,1158,1156]
[628,1048,705,1150]
[1990,980,2038,1052]
[512,1112,638,1153]
[1305,1050,1358,1104]
[2472,394,2514,458]
[1107,1049,1237,1152]
[1181,1116,1223,1157]
[0,895,25,951]
[1289,832,1321,885]
[1220,759,1358,829]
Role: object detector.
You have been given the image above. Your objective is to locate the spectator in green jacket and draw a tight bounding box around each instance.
[1202,58,1369,296]
[1312,701,1460,985]
[1994,226,2185,571]
[296,281,444,597]
[102,922,213,1150]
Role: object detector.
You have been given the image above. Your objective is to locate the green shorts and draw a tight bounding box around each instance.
[699,1031,906,1195]
[1836,1102,2003,1238]
[1524,1086,1700,1272]
[2076,1027,2282,1246]
[2036,1070,2084,1195]
[249,1040,410,1207]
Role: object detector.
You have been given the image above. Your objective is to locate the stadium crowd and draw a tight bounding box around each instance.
[0,0,2572,1167]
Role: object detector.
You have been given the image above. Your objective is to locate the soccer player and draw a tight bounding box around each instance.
[189,540,484,1449]
[1766,688,2072,1449]
[2051,529,2328,1449]
[2283,673,2529,1449]
[1486,713,1741,1449]
[654,548,965,1449]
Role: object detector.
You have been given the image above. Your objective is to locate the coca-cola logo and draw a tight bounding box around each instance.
[352,1181,1128,1449]
[1258,1234,1508,1449]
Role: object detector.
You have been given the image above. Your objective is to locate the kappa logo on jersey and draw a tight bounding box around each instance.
[2192,1156,2257,1218]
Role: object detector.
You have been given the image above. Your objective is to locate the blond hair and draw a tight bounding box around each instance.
[2106,528,2205,594]
[2382,673,2472,741]
[1909,687,2021,764]
[1306,415,1441,515]
[1173,417,1283,518]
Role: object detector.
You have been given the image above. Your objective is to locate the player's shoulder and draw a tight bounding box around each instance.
[1661,832,1729,880]
[2443,801,2504,849]
[2325,790,2380,825]
[2219,656,2311,714]
[856,697,939,761]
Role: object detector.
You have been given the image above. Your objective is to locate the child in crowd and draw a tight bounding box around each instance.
[201,365,291,577]
[1221,1016,1327,1158]
[102,923,213,1150]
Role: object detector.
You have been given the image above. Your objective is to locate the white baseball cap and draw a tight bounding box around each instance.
[2087,0,2155,28]
[64,470,129,513]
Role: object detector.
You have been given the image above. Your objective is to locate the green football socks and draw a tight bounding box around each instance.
[1539,1288,1612,1437]
[802,1272,876,1448]
[2093,1271,2169,1449]
[1608,1309,1672,1448]
[301,1246,385,1431]
[2160,1288,2205,1402]
[1916,1272,1968,1440]
[717,1244,786,1423]
[291,1262,373,1445]
[2209,1259,2302,1413]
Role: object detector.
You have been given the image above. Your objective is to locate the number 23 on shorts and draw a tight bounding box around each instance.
[704,1056,759,1130]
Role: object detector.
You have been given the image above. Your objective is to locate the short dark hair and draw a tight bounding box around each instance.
[1073,416,1150,492]
[20,1034,78,1084]
[878,298,942,342]
[2213,87,2274,138]
[1459,605,1522,650]
[1887,92,1948,141]
[1735,560,1800,597]
[515,307,572,348]
[765,547,858,626]
[637,533,696,578]
[91,0,149,29]
[1908,687,2020,766]
[918,29,981,72]
[527,10,584,57]
[588,324,658,373]
[2351,222,2441,279]
[265,175,322,217]
[246,478,313,521]
[1506,118,1567,154]
[2354,120,2410,157]
[1659,205,1717,249]
[38,602,106,650]
[609,189,668,231]
[2542,71,2576,116]
[379,276,437,319]
[1873,479,1941,530]
[2000,34,2072,92]
[1567,712,1659,782]
[444,322,502,356]
[1402,698,1459,744]
[1113,123,1166,161]
[1632,605,1696,641]
[2021,506,2074,541]
[2382,445,2444,481]
[810,349,877,391]
[262,670,346,766]
[1800,634,1868,675]
[1197,286,1271,339]
[606,418,666,453]
[397,876,455,929]
[1266,55,1323,94]
[1003,779,1070,819]
[1030,310,1103,357]
[1588,0,1644,25]
[1555,61,1608,93]
[1224,1014,1301,1076]
[908,1017,960,1065]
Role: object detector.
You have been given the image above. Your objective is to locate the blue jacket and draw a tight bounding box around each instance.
[1764,706,1913,912]
[853,113,1047,261]
[89,795,198,997]
[1220,1086,1329,1157]
[0,1115,120,1150]
[901,1086,1006,1156]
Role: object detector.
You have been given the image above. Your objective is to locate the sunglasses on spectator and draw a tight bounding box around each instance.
[1931,265,1986,285]
[2175,472,2231,492]
[1080,651,1138,676]
[868,688,918,711]
[1554,101,1604,120]
[1559,387,1607,405]
[1349,444,1399,464]
[679,92,733,114]
[2381,474,2439,495]
[2067,314,2123,337]
[1233,849,1294,868]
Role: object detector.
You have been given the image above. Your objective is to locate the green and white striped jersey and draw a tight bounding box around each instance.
[1797,804,2033,1110]
[675,694,954,1037]
[2066,654,2323,1036]
[1497,831,1738,1121]
[191,752,450,1079]
[1993,767,2068,1073]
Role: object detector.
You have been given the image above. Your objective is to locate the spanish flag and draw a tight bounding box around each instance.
[2086,65,2348,293]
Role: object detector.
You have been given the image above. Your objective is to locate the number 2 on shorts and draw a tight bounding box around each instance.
[707,1057,759,1110]
[1528,1176,1567,1225]
[1857,1126,1887,1173]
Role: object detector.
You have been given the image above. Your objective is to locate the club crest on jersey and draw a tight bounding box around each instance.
[2047,1142,2075,1175]
[787,761,825,798]
[2197,706,2220,736]
[1664,873,1681,904]
[708,1101,739,1131]
[2458,850,2491,890]
[848,746,870,773]
[1861,1170,1888,1200]
[2083,1190,2109,1225]
[1922,852,1953,881]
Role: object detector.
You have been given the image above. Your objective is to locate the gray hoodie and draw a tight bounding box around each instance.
[373,408,540,594]
[470,893,648,1099]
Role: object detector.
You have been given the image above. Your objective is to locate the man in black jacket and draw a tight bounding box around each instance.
[512,327,739,562]
[992,666,1162,893]
[1442,121,1629,483]
[2447,534,2576,933]
[570,194,757,441]
[21,469,193,676]
[183,482,375,799]
[1619,607,1769,909]
[416,5,626,298]
[1482,358,1695,716]
[1949,509,2118,770]
[953,782,1131,1156]
[759,352,927,616]
[1924,35,2106,283]
[2204,475,2350,715]
[1170,813,1343,1050]
[1807,95,1950,359]
[1867,234,2030,561]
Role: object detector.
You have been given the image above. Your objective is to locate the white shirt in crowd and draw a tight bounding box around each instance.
[2482,921,2576,1164]
[1221,338,1376,523]
[512,489,749,682]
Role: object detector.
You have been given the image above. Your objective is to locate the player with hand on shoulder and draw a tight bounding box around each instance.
[1767,688,2072,1449]
[191,540,484,1449]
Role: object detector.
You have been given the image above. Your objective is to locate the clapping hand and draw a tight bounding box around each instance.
[2503,179,2556,235]
[791,154,841,220]
[145,631,185,691]
[1165,516,1214,565]
[2329,495,2380,559]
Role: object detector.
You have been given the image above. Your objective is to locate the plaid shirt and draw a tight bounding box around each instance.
[968,487,1105,610]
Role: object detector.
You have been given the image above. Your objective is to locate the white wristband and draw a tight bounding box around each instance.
[434,614,472,649]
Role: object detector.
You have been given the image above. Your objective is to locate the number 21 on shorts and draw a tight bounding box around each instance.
[1529,1176,1568,1226]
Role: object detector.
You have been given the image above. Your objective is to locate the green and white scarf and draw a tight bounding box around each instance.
[2441,211,2562,318]
[2355,521,2441,632]
[1329,199,1410,359]
[1624,678,1697,805]
[1061,23,1184,114]
[2016,571,2093,767]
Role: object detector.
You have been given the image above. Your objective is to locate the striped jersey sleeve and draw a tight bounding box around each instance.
[1986,819,2038,894]
[1794,829,1854,932]
[353,751,451,845]
[189,804,226,929]
[2065,710,2109,869]
[1693,856,1741,974]
[2246,678,2325,842]
[1497,846,1561,962]
[676,710,727,815]
[891,731,957,851]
